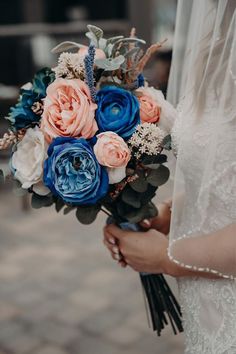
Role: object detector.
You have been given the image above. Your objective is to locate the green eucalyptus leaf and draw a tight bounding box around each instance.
[162,134,172,150]
[55,198,65,213]
[87,24,103,41]
[31,193,54,209]
[121,187,141,208]
[146,165,170,187]
[139,185,157,205]
[142,154,167,166]
[129,177,148,193]
[98,38,107,50]
[121,202,157,224]
[0,170,5,184]
[76,204,101,225]
[107,36,124,45]
[95,55,125,71]
[63,205,75,215]
[51,41,84,53]
[86,31,98,46]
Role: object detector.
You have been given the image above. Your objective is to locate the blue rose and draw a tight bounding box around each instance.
[8,68,55,130]
[44,137,109,205]
[96,86,140,140]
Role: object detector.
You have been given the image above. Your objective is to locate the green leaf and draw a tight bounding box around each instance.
[63,205,75,215]
[139,185,157,205]
[85,31,98,46]
[87,24,103,42]
[98,38,107,50]
[162,134,172,150]
[31,193,54,209]
[106,36,124,45]
[51,41,84,53]
[121,187,141,208]
[76,205,101,225]
[129,173,148,193]
[117,202,157,224]
[95,55,125,71]
[146,165,170,187]
[0,170,5,185]
[142,154,167,166]
[55,198,65,213]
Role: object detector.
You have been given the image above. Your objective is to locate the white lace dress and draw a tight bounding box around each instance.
[171,104,236,354]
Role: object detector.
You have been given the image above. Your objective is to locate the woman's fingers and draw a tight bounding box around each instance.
[139,218,152,229]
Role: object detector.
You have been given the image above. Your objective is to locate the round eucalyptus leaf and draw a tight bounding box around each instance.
[31,193,54,209]
[121,187,141,208]
[146,165,170,187]
[76,205,101,225]
[129,177,148,193]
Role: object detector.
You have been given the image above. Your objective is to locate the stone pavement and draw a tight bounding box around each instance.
[0,189,184,354]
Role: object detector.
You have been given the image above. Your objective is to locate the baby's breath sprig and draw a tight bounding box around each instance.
[128,123,165,159]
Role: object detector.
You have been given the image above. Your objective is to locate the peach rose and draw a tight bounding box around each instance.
[136,87,161,124]
[78,46,106,60]
[94,132,130,168]
[94,132,131,184]
[41,78,98,142]
[136,86,177,133]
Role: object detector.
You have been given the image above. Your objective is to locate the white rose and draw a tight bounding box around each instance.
[136,86,177,133]
[11,127,50,195]
[107,166,126,184]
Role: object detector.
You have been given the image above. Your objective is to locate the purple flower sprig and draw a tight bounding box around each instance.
[84,44,97,102]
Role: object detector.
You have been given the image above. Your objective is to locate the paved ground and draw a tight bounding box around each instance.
[0,188,184,354]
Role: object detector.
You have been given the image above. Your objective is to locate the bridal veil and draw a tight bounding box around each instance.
[167,0,236,279]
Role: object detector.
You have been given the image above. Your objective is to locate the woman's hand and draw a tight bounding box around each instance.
[103,224,177,275]
[140,201,172,234]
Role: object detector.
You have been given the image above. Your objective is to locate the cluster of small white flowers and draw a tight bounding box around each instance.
[53,52,85,79]
[128,123,165,159]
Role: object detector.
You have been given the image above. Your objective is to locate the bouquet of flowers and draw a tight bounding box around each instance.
[0,25,182,335]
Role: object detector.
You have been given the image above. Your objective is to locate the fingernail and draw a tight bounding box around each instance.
[109,238,116,245]
[112,247,119,254]
[114,254,121,261]
[142,219,151,227]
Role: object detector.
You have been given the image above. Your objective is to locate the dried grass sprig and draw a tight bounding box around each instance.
[129,39,167,83]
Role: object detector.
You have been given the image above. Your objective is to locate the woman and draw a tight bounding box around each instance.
[104,1,236,353]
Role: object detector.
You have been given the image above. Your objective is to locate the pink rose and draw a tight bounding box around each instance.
[94,132,130,168]
[136,87,161,124]
[78,46,106,60]
[41,78,98,142]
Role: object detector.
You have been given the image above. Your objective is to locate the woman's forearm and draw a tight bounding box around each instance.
[166,223,236,279]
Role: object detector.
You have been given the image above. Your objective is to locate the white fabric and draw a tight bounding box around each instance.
[167,0,236,279]
[166,0,236,352]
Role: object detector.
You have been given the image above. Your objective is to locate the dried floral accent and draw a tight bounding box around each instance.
[0,129,25,150]
[109,174,138,200]
[129,39,167,83]
[53,52,85,80]
[128,123,165,159]
[84,44,97,102]
[31,101,44,115]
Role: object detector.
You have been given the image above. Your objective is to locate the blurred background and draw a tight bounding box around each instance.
[0,1,184,354]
